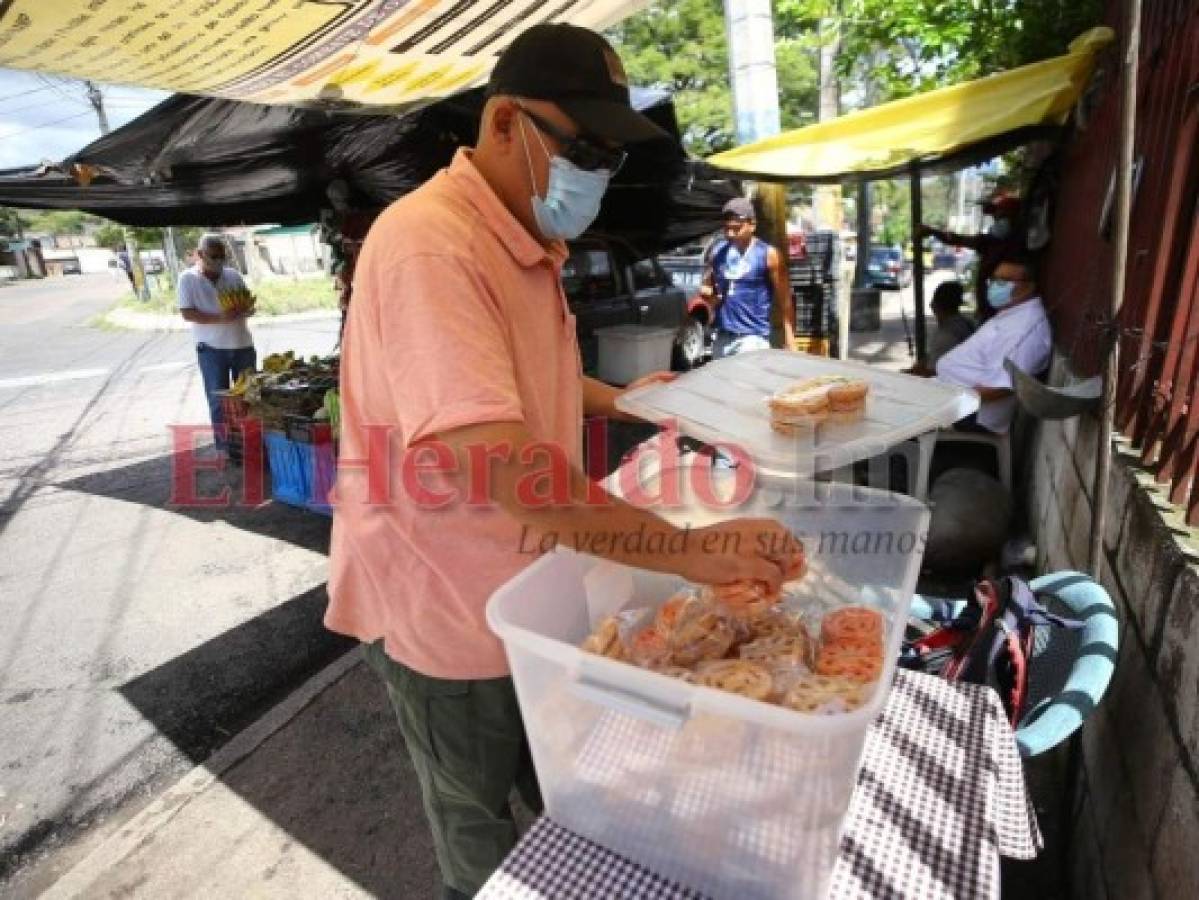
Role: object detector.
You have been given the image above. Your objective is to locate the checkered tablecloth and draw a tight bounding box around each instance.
[478,670,1040,900]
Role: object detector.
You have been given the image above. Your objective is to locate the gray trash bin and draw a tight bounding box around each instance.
[850,288,881,332]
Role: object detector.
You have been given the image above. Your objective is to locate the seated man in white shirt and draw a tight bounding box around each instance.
[935,254,1052,433]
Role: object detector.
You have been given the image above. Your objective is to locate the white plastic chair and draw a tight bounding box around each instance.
[910,428,1012,502]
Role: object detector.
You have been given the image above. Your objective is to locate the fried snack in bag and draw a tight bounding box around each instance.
[814,645,883,683]
[784,674,872,714]
[739,629,815,671]
[628,625,674,669]
[653,590,702,639]
[668,600,736,666]
[693,659,774,702]
[580,616,626,661]
[708,581,779,621]
[820,605,884,645]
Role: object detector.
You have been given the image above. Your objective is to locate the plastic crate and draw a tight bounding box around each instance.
[487,467,929,900]
[265,431,335,516]
[793,283,835,338]
[283,413,334,445]
[214,390,251,462]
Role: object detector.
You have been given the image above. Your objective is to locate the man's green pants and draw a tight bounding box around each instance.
[364,642,543,898]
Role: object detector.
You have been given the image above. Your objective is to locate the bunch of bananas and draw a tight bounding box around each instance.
[229,369,253,397]
[217,286,256,314]
[262,351,295,374]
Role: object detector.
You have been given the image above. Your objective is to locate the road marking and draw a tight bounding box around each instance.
[138,361,191,373]
[0,368,109,390]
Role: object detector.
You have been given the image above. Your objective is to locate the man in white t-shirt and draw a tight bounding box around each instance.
[935,255,1052,433]
[177,234,256,452]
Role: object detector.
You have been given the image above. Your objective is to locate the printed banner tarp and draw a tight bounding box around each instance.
[0,0,650,110]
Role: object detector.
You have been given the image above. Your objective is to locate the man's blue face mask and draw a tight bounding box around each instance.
[518,112,612,242]
[987,279,1015,309]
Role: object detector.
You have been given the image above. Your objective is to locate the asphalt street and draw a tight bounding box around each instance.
[0,274,351,894]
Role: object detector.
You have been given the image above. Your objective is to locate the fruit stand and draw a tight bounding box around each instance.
[218,351,341,516]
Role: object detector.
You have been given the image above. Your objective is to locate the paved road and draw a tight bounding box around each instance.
[0,275,350,894]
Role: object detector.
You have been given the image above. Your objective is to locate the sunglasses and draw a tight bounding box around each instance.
[518,104,627,174]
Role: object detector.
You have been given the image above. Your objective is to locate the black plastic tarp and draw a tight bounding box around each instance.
[0,89,736,254]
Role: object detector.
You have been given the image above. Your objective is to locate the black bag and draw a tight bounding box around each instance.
[900,576,1082,726]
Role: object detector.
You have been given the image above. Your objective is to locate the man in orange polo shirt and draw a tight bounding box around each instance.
[327,23,802,899]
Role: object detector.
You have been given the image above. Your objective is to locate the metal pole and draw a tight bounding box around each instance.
[722,0,781,144]
[723,0,790,348]
[162,227,180,282]
[1089,0,1142,577]
[909,162,927,362]
[87,79,149,301]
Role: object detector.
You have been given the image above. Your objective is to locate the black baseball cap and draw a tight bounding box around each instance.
[722,197,756,220]
[487,23,669,145]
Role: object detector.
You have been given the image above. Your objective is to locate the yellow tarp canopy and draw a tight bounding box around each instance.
[0,1,648,109]
[709,28,1115,182]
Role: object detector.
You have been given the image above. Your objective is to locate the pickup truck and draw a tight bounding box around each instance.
[564,235,703,376]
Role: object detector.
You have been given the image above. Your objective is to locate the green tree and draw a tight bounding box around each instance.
[94,223,124,249]
[608,0,819,156]
[802,0,1106,100]
[21,209,93,235]
[0,207,29,239]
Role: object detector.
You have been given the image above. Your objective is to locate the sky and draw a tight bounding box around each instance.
[0,68,168,170]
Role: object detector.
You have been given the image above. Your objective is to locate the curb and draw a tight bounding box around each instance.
[41,647,363,899]
[102,308,341,332]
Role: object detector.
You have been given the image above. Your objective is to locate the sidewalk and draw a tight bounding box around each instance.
[848,285,922,369]
[41,651,440,900]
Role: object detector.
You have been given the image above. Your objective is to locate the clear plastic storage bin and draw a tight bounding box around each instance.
[487,469,930,900]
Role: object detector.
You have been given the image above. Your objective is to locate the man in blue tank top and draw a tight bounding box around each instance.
[702,197,795,358]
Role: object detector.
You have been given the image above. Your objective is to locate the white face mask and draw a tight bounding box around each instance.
[518,115,610,241]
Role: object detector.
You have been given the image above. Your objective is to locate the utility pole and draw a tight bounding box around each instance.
[813,17,843,233]
[85,80,149,300]
[84,80,109,134]
[722,0,791,349]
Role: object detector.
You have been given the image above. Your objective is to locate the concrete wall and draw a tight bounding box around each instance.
[1027,353,1199,898]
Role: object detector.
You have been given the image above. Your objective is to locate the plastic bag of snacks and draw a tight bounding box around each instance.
[579,578,885,715]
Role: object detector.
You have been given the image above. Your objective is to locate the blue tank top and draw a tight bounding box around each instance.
[712,238,772,337]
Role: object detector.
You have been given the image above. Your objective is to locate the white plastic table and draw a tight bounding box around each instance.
[478,671,1040,900]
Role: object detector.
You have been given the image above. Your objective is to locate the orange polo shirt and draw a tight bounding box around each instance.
[326,149,583,679]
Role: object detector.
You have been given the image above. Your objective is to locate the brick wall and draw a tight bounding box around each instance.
[1027,354,1199,898]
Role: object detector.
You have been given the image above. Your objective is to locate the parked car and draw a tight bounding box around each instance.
[142,257,164,274]
[867,246,912,289]
[564,235,700,377]
[61,258,82,275]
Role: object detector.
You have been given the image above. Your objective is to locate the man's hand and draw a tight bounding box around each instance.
[623,371,678,393]
[584,372,675,422]
[679,518,805,594]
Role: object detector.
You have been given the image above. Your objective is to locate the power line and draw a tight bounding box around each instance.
[0,111,94,142]
[0,84,57,103]
[3,96,77,117]
[35,73,92,108]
